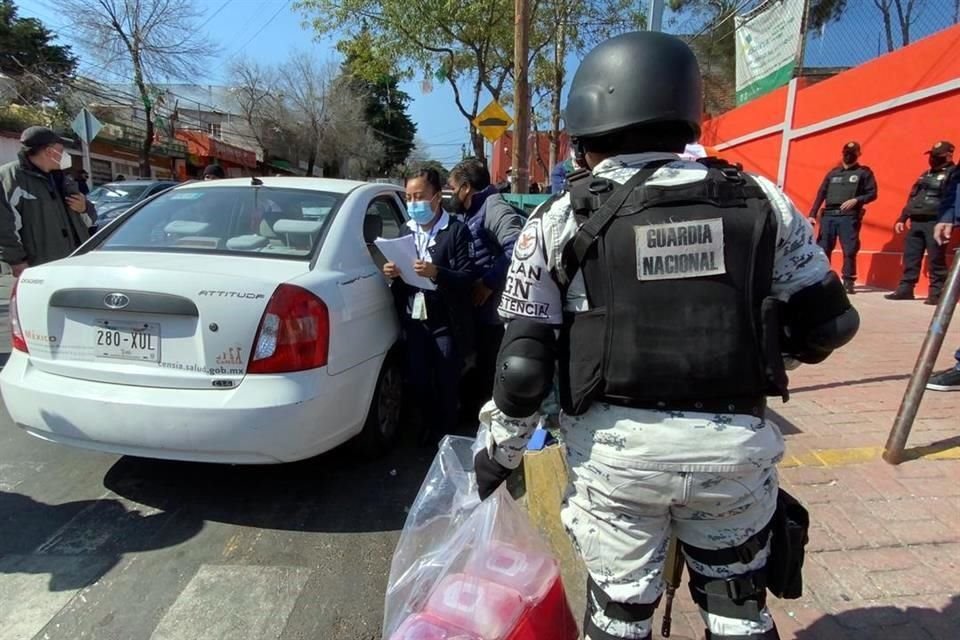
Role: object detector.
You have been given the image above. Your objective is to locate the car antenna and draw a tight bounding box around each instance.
[251,176,263,186]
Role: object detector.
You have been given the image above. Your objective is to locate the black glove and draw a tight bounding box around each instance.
[474,449,513,501]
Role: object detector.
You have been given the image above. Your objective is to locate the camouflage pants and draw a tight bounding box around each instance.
[560,446,779,639]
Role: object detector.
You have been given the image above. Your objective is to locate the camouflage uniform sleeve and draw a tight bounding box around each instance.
[751,174,831,300]
[478,198,574,469]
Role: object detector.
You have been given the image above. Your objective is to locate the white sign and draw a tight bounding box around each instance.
[635,219,726,281]
[71,108,103,144]
[734,0,806,104]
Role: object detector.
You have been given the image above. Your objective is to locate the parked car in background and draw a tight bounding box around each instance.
[88,180,179,227]
[2,177,409,463]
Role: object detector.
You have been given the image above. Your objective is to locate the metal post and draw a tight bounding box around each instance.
[884,249,960,464]
[81,139,92,186]
[776,77,799,189]
[648,0,665,31]
[512,0,530,194]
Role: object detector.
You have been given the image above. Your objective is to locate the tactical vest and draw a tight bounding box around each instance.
[906,164,954,219]
[825,168,862,209]
[559,161,785,417]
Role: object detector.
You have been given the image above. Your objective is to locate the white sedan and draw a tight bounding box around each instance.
[1,177,409,463]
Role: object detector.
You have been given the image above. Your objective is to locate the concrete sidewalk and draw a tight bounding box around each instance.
[659,288,960,639]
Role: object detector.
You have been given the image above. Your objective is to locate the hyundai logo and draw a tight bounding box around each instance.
[104,293,130,309]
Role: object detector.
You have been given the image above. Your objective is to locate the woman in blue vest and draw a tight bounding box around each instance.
[383,168,475,445]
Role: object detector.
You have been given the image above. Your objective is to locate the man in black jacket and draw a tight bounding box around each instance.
[809,141,878,294]
[0,127,95,276]
[886,141,956,305]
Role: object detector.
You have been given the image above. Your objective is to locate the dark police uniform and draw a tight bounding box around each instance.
[390,211,475,444]
[809,161,878,287]
[473,32,860,640]
[891,161,957,301]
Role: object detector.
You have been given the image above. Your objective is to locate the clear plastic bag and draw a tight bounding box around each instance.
[383,435,578,640]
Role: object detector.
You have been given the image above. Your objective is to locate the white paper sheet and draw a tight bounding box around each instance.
[374,235,437,291]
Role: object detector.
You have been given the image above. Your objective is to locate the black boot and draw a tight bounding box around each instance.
[843,279,856,295]
[885,287,915,300]
[704,627,781,639]
[925,293,941,306]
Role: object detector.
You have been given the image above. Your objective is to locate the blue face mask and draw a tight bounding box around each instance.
[408,200,436,225]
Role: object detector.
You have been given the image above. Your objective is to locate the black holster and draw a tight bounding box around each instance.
[766,489,809,599]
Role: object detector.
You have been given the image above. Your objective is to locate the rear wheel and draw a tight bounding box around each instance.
[356,354,403,458]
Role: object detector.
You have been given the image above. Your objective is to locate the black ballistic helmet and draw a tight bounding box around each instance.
[565,31,703,140]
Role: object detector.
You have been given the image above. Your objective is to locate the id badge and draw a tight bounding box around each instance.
[412,291,428,320]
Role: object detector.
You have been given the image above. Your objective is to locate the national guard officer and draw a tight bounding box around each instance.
[886,141,957,305]
[472,32,859,640]
[808,141,878,294]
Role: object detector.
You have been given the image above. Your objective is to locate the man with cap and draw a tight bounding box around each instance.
[203,164,226,180]
[0,126,95,276]
[887,140,957,304]
[473,31,859,640]
[809,141,878,294]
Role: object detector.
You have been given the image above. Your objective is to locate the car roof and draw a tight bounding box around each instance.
[176,177,394,195]
[99,180,173,187]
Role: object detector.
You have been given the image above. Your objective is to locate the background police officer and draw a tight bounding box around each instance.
[887,140,956,304]
[473,31,859,640]
[808,141,878,294]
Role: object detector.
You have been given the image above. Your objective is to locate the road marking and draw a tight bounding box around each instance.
[781,443,960,468]
[151,565,311,640]
[0,555,114,640]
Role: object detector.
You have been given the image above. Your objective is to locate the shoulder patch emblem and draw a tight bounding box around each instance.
[514,219,540,261]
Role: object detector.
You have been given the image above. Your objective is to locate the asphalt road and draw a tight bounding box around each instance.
[0,279,441,640]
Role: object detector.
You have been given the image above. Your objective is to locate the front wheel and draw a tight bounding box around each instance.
[356,354,403,458]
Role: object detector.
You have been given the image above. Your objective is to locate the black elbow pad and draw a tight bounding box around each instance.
[493,319,557,418]
[782,272,860,363]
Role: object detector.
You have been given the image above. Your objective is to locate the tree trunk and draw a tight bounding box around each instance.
[470,127,485,162]
[141,107,154,177]
[548,20,565,173]
[894,0,911,47]
[306,148,317,177]
[875,0,896,52]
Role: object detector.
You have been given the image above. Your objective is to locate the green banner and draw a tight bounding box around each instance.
[735,0,805,105]
[736,61,796,105]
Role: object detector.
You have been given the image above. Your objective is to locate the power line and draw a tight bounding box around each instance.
[197,0,235,30]
[222,0,291,60]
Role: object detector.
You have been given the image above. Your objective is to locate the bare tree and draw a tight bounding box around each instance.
[62,0,217,175]
[279,52,341,177]
[229,58,286,164]
[809,0,931,53]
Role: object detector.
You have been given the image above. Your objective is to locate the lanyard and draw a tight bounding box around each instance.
[414,224,440,260]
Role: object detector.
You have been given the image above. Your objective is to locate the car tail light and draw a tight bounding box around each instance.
[247,284,329,374]
[10,277,27,353]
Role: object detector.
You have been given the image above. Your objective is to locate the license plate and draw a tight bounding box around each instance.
[94,320,161,362]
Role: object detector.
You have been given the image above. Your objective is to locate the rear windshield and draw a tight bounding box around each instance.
[96,186,342,260]
[89,183,151,203]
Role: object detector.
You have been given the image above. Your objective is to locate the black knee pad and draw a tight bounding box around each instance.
[492,319,556,417]
[687,567,768,624]
[705,629,781,640]
[782,271,860,362]
[583,577,657,640]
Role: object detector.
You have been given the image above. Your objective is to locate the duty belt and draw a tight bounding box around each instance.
[601,395,767,417]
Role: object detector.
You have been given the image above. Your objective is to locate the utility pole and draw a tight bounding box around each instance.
[512,0,530,194]
[648,0,664,31]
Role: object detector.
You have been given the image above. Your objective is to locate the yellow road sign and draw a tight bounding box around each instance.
[473,100,514,143]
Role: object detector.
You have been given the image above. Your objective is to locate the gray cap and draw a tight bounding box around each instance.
[565,31,703,139]
[20,126,72,149]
